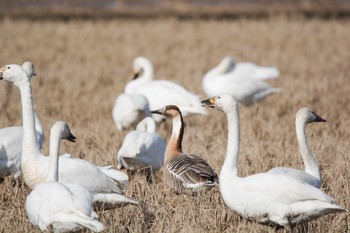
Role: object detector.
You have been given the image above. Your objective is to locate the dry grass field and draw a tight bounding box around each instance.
[0,16,349,232]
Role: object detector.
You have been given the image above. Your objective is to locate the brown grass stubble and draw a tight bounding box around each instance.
[0,16,349,232]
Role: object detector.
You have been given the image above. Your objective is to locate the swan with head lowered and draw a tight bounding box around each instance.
[117,117,165,171]
[0,64,137,206]
[151,105,218,195]
[112,92,151,130]
[125,57,207,122]
[202,57,281,106]
[201,95,346,229]
[267,107,326,188]
[0,61,44,179]
[26,121,104,232]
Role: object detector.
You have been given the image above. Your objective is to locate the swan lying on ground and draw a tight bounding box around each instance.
[201,95,346,229]
[202,57,281,105]
[267,107,326,188]
[151,105,218,194]
[26,121,104,232]
[0,64,137,206]
[112,93,151,130]
[0,61,44,179]
[125,56,207,122]
[117,117,165,171]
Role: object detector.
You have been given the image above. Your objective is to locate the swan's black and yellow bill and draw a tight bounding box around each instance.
[151,106,166,115]
[201,97,216,108]
[132,71,140,80]
[0,66,6,80]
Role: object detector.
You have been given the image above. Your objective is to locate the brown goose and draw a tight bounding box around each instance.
[151,105,218,194]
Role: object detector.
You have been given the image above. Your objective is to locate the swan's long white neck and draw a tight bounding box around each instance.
[19,78,40,165]
[139,60,153,81]
[164,114,183,162]
[136,117,155,132]
[295,117,321,181]
[33,111,44,149]
[222,108,240,177]
[47,129,61,182]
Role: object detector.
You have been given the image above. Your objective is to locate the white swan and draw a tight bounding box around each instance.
[26,121,104,232]
[0,64,137,205]
[208,56,279,81]
[125,56,207,122]
[201,95,346,228]
[0,61,44,179]
[202,57,281,106]
[112,93,151,130]
[267,108,326,188]
[151,105,218,194]
[116,117,165,171]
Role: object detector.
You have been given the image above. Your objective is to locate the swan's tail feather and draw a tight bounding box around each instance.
[179,106,208,116]
[98,166,129,188]
[253,67,280,80]
[93,193,139,206]
[254,87,281,101]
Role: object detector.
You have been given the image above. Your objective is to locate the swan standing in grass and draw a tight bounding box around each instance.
[0,61,44,179]
[201,95,346,228]
[151,105,218,194]
[202,57,281,106]
[112,93,151,130]
[125,57,207,122]
[0,64,137,205]
[267,108,326,188]
[26,121,104,232]
[117,117,165,171]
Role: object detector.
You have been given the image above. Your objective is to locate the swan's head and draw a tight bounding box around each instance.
[22,61,37,79]
[218,56,236,73]
[50,121,76,143]
[151,105,182,118]
[296,108,326,124]
[132,56,152,80]
[0,64,30,86]
[201,94,238,113]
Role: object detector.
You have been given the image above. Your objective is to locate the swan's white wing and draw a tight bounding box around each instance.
[203,74,280,105]
[117,131,165,171]
[57,156,126,194]
[233,62,280,80]
[128,80,206,117]
[267,167,321,188]
[112,93,151,130]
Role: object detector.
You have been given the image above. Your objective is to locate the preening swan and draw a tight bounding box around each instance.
[0,61,44,179]
[125,57,207,122]
[202,57,280,105]
[0,64,137,205]
[267,108,326,188]
[26,121,104,232]
[201,95,346,228]
[112,93,151,130]
[151,105,218,194]
[117,117,165,171]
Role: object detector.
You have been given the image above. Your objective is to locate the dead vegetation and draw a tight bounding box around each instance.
[0,17,349,232]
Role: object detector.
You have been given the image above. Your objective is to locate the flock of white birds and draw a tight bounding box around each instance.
[0,56,346,232]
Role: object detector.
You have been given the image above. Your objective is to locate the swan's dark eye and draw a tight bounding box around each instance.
[218,96,221,99]
[7,67,10,69]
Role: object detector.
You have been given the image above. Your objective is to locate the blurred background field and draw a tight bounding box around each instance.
[0,1,350,233]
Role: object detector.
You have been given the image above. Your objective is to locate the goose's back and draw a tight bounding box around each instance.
[164,154,218,194]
